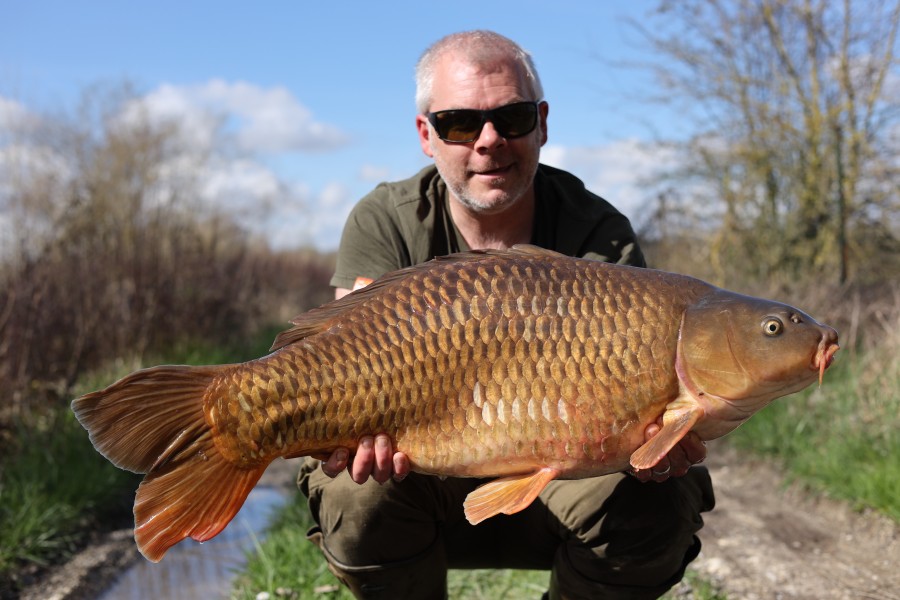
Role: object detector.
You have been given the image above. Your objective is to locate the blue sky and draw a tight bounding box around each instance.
[1,1,682,250]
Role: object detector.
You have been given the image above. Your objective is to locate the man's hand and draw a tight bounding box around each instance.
[321,434,411,484]
[629,420,707,483]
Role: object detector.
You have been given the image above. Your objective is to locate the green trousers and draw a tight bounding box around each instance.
[299,460,714,599]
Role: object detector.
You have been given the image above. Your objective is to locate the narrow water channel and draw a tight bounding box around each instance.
[98,485,289,599]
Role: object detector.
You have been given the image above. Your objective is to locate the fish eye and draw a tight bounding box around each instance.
[762,317,784,336]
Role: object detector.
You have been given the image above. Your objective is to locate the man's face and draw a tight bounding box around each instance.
[416,53,548,216]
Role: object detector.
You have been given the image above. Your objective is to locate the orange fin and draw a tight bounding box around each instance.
[71,364,264,562]
[463,467,559,525]
[133,431,265,561]
[629,408,702,471]
[71,365,223,472]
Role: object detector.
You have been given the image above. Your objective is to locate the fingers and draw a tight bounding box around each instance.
[371,434,394,484]
[629,465,653,483]
[627,421,707,483]
[392,451,410,482]
[629,457,673,482]
[350,436,376,484]
[652,456,674,479]
[321,447,349,478]
[680,431,708,465]
[659,443,686,479]
[328,434,410,485]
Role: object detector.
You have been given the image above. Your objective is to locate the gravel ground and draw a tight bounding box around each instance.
[20,448,900,599]
[691,443,900,600]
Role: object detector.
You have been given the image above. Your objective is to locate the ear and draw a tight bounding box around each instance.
[538,101,549,147]
[416,114,435,158]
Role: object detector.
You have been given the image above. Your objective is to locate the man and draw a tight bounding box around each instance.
[299,30,715,599]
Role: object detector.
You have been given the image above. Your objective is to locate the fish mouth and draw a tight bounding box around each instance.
[813,336,840,386]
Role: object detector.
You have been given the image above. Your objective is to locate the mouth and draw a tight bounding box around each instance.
[814,339,840,385]
[472,163,513,177]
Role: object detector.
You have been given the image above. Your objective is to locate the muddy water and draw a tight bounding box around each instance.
[98,485,289,599]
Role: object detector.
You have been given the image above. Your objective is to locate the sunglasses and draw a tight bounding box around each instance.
[426,101,540,143]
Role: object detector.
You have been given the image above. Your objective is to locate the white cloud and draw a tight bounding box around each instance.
[0,97,31,128]
[358,163,390,183]
[133,80,349,155]
[0,140,74,259]
[0,96,43,145]
[259,180,354,250]
[195,158,353,250]
[120,84,222,152]
[1,87,359,252]
[541,139,681,222]
[111,82,356,250]
[201,158,283,210]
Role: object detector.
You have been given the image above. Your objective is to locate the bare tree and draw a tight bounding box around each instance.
[634,0,900,285]
[0,84,333,418]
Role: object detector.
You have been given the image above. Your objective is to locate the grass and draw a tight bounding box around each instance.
[0,325,287,594]
[0,403,140,590]
[727,347,900,521]
[232,494,347,599]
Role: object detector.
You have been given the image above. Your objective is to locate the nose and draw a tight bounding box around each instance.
[474,119,506,150]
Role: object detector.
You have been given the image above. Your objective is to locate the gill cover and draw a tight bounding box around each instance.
[677,290,830,406]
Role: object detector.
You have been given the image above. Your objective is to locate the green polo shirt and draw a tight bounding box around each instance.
[330,164,646,289]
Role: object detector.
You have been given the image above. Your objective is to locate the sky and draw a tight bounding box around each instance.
[1,1,684,251]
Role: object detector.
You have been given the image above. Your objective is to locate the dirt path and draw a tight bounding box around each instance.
[20,450,900,599]
[691,442,900,600]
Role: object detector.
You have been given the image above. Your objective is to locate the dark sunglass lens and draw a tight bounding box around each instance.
[435,110,484,142]
[493,103,537,138]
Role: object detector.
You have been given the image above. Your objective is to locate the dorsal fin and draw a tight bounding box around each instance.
[428,244,565,263]
[508,244,565,258]
[269,264,425,350]
[270,245,566,351]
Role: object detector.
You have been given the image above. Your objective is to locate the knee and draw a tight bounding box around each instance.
[561,468,714,588]
[305,469,441,566]
[622,467,712,538]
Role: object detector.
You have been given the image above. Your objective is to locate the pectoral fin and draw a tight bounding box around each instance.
[629,408,702,471]
[463,467,560,525]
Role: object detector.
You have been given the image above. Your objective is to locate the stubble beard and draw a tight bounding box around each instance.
[447,175,524,214]
[432,146,538,216]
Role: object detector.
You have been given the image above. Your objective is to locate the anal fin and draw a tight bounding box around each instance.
[133,430,266,562]
[463,467,559,525]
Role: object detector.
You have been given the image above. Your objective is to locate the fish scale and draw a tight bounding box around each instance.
[207,250,700,476]
[72,245,839,561]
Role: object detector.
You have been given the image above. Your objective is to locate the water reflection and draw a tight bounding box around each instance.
[99,486,287,600]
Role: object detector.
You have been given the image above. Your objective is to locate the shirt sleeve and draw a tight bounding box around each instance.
[578,213,647,268]
[330,190,409,289]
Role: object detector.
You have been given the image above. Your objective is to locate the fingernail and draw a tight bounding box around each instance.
[336,448,348,462]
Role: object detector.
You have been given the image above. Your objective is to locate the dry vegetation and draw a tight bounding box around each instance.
[631,0,900,290]
[0,86,335,436]
[0,85,338,596]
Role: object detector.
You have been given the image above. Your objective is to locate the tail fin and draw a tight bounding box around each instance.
[72,365,267,562]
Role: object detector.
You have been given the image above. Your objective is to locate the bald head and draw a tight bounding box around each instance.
[415,30,544,113]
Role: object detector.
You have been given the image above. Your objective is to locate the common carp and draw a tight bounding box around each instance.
[72,245,839,562]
